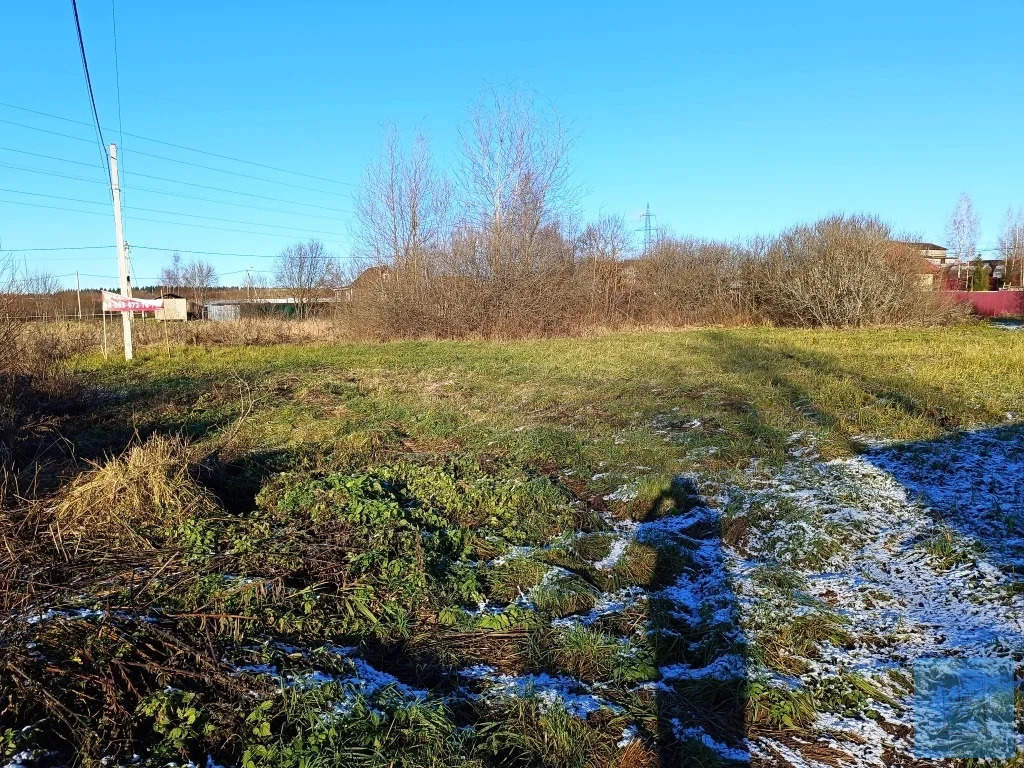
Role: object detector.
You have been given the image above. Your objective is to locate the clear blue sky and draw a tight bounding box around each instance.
[1,1,1021,289]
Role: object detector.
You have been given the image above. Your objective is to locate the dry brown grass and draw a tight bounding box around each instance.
[136,316,339,347]
[20,316,341,355]
[53,434,219,552]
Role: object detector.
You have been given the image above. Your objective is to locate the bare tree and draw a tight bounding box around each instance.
[13,266,62,318]
[351,127,459,335]
[160,252,184,293]
[180,259,217,307]
[275,239,339,318]
[17,267,62,296]
[457,86,578,279]
[354,127,450,268]
[945,193,980,290]
[999,207,1024,289]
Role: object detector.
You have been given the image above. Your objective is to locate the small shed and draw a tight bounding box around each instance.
[205,301,242,322]
[154,293,193,321]
[203,297,339,321]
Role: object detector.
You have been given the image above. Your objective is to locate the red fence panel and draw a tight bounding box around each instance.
[946,291,1024,317]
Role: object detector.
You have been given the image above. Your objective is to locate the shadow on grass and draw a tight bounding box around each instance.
[6,369,264,501]
[643,477,750,765]
[703,331,985,451]
[864,423,1024,567]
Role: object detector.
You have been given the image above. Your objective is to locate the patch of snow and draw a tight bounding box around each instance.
[617,725,639,748]
[672,722,750,763]
[660,653,746,682]
[23,607,104,625]
[594,536,630,571]
[730,433,1024,765]
[551,586,647,628]
[604,484,638,503]
[474,672,620,717]
[2,752,36,768]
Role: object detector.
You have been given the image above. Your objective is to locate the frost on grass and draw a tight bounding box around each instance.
[460,668,620,717]
[673,722,751,764]
[868,424,1024,565]
[727,426,1024,766]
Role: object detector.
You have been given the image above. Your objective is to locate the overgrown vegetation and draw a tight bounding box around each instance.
[338,88,963,337]
[0,325,1021,766]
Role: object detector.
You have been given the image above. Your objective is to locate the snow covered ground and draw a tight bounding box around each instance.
[730,425,1024,766]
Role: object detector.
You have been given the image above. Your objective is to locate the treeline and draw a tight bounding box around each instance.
[344,88,959,338]
[2,87,965,336]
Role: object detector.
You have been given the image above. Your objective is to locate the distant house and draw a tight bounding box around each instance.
[897,242,950,266]
[888,242,950,289]
[154,293,196,321]
[940,258,1018,292]
[340,266,392,301]
[915,259,946,290]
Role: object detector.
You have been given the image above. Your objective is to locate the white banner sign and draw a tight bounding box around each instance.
[101,291,165,313]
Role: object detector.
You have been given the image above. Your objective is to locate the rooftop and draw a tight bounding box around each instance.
[897,241,948,251]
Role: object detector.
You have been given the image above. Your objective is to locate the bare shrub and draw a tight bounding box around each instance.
[167,317,336,346]
[349,126,457,337]
[576,214,635,325]
[752,214,958,327]
[0,258,90,480]
[349,86,586,339]
[454,87,580,337]
[633,237,755,326]
[0,256,22,399]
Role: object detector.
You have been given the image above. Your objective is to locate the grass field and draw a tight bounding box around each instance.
[4,325,1024,767]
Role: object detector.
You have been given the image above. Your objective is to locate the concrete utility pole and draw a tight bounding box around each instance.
[109,143,133,360]
[75,270,82,320]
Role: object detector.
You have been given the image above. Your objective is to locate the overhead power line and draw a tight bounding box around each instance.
[0,197,107,217]
[124,216,346,239]
[120,169,352,213]
[110,0,126,157]
[124,147,353,197]
[0,152,353,215]
[0,183,349,235]
[123,184,350,221]
[110,0,128,226]
[131,246,360,260]
[0,118,352,198]
[0,186,107,207]
[0,100,357,187]
[123,205,347,236]
[0,145,99,168]
[0,160,106,185]
[3,243,360,262]
[2,245,113,252]
[69,0,110,181]
[0,117,97,145]
[0,197,344,240]
[130,246,278,258]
